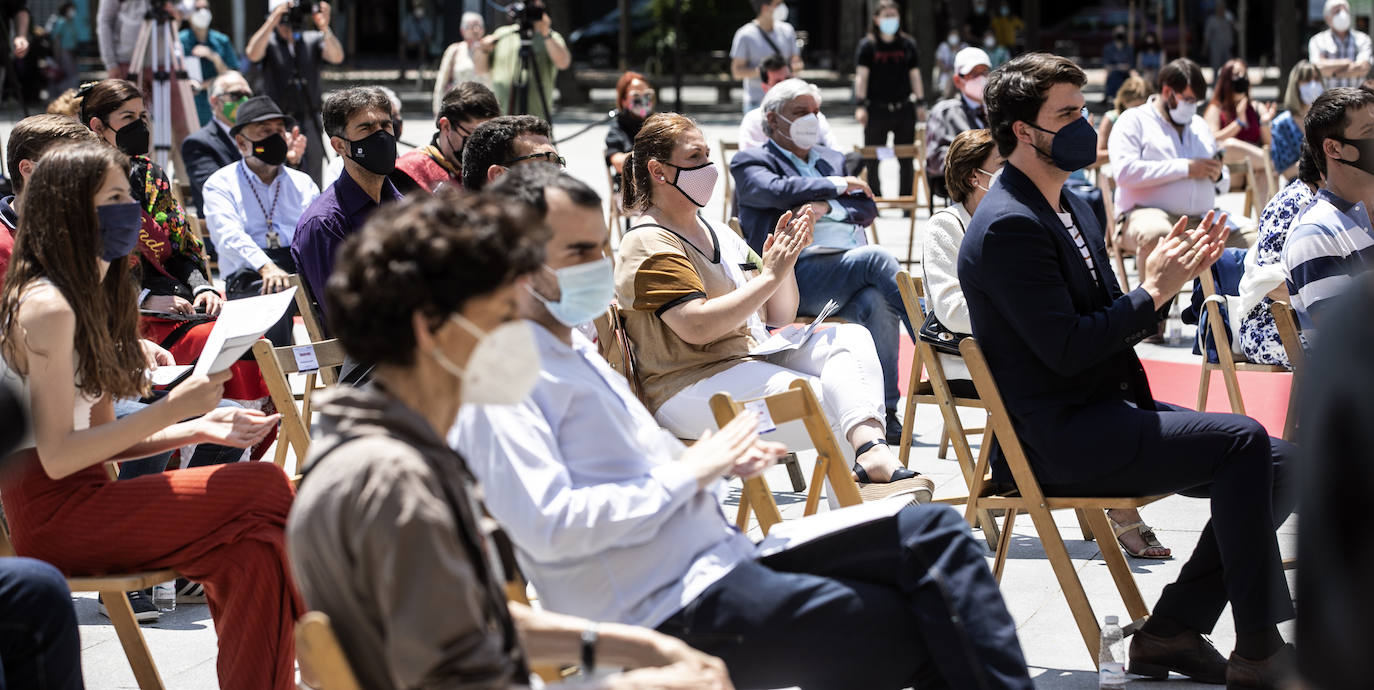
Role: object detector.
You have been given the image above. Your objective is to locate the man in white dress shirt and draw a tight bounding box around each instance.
[450,164,1032,690]
[1108,57,1257,260]
[202,95,321,345]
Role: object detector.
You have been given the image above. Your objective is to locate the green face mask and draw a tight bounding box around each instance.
[221,95,249,124]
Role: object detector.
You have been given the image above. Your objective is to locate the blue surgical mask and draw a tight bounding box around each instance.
[878,17,900,36]
[1027,113,1098,172]
[530,257,616,327]
[96,202,142,261]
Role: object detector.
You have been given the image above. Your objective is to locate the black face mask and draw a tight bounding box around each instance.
[1026,115,1098,172]
[96,201,142,261]
[344,129,398,175]
[110,118,150,157]
[1233,76,1250,94]
[250,132,288,166]
[1331,135,1374,176]
[443,124,470,166]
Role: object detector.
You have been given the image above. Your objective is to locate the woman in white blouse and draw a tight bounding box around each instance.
[921,129,1172,559]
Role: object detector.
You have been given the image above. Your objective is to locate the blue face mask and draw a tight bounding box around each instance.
[96,202,142,261]
[878,17,900,35]
[531,256,616,327]
[1026,114,1098,172]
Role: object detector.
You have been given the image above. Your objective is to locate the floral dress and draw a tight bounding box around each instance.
[1238,178,1314,367]
[1269,110,1303,175]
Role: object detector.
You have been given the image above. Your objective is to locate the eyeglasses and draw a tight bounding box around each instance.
[504,151,566,168]
[221,90,251,101]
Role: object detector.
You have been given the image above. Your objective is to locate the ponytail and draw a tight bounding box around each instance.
[620,150,640,212]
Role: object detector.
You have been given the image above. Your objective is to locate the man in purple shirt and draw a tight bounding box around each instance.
[292,87,403,322]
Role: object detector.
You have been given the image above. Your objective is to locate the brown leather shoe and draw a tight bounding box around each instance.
[1226,644,1296,689]
[1128,628,1228,684]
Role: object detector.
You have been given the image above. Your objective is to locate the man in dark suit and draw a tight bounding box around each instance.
[732,78,913,445]
[958,53,1296,687]
[181,71,251,214]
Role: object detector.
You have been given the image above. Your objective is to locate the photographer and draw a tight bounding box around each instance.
[483,0,569,121]
[246,0,344,185]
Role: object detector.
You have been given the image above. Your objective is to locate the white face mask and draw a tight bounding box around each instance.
[773,2,789,23]
[430,314,541,406]
[530,257,616,327]
[1333,8,1352,32]
[947,32,960,46]
[1167,94,1197,125]
[1300,80,1325,104]
[191,8,212,30]
[660,160,719,207]
[776,111,821,150]
[983,36,997,49]
[961,74,987,103]
[974,167,1001,192]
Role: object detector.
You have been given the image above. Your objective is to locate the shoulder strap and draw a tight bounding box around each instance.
[934,208,966,234]
[753,21,784,56]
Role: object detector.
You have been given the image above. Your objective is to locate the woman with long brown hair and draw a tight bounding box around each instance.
[77,79,273,427]
[613,113,933,500]
[0,141,303,689]
[1204,58,1276,203]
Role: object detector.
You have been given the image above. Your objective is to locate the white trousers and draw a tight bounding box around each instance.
[656,323,885,464]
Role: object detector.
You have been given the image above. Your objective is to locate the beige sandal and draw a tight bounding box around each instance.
[1110,519,1172,559]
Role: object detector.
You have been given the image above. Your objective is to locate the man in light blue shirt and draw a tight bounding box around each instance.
[732,78,912,443]
[452,164,1032,690]
[203,95,320,344]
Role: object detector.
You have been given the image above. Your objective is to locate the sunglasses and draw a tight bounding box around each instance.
[504,151,566,168]
[222,90,252,101]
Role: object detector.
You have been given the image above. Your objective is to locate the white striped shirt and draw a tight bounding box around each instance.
[1058,210,1100,285]
[1282,189,1374,335]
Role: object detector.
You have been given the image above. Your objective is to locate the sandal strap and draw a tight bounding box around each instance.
[854,438,889,458]
[1111,520,1148,539]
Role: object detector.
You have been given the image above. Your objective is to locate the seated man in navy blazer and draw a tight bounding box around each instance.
[959,53,1297,687]
[181,71,252,215]
[732,78,912,442]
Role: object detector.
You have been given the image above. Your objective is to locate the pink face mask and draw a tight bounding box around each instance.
[661,160,719,207]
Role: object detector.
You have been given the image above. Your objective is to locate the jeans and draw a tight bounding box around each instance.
[0,558,82,690]
[1042,402,1297,633]
[656,504,1032,690]
[115,399,247,480]
[793,246,913,428]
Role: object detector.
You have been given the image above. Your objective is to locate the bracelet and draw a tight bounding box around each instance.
[580,624,598,676]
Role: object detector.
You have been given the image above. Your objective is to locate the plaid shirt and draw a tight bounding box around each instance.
[1308,28,1373,88]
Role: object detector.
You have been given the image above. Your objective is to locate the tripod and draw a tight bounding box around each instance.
[130,7,197,173]
[506,28,551,120]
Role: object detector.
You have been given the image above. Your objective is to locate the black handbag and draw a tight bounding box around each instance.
[918,310,969,356]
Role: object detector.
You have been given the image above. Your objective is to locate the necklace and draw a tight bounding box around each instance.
[240,162,283,248]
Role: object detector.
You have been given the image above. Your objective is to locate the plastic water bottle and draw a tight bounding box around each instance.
[1099,615,1126,689]
[152,580,176,613]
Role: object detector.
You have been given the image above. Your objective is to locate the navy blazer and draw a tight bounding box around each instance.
[180,121,242,213]
[730,140,878,252]
[957,162,1166,485]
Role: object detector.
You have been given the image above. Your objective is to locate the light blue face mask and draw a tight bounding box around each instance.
[878,17,900,35]
[531,256,616,327]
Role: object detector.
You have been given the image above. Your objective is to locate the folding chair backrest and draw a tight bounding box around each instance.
[958,338,1049,508]
[720,139,740,222]
[296,612,363,690]
[1270,300,1304,371]
[253,338,348,469]
[591,303,644,403]
[289,274,331,354]
[708,379,862,534]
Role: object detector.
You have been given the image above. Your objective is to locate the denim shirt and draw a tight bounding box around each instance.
[772,145,865,250]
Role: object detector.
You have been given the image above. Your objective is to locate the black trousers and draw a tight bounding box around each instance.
[862,101,917,198]
[656,504,1032,690]
[225,248,298,347]
[1042,401,1297,634]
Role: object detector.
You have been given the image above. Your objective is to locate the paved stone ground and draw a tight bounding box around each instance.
[0,76,1295,688]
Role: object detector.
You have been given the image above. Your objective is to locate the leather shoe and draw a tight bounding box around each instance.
[1128,628,1228,684]
[1226,644,1295,689]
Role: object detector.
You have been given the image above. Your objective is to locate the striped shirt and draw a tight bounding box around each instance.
[1281,188,1374,334]
[1308,28,1374,89]
[1057,210,1100,285]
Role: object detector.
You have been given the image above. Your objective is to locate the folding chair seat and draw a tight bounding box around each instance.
[252,337,347,478]
[0,487,176,690]
[853,144,922,267]
[893,270,998,545]
[959,337,1169,664]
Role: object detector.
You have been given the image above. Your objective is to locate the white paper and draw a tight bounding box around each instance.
[754,497,907,558]
[744,399,777,434]
[147,364,192,387]
[292,345,320,374]
[876,146,896,161]
[192,288,297,376]
[748,299,840,356]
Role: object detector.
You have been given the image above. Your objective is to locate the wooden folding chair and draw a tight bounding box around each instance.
[960,337,1168,664]
[720,138,739,223]
[195,216,216,278]
[1195,269,1292,426]
[1097,169,1134,291]
[603,154,625,246]
[893,271,998,545]
[853,144,921,267]
[0,494,176,690]
[289,274,331,355]
[252,337,347,476]
[1270,300,1304,441]
[296,612,362,690]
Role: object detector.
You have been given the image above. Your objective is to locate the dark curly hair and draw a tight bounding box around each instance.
[460,115,551,191]
[325,190,548,367]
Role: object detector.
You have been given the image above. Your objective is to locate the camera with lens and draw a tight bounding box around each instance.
[506,1,547,35]
[284,1,321,31]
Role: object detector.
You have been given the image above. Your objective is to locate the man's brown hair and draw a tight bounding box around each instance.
[984,53,1087,156]
[6,114,97,194]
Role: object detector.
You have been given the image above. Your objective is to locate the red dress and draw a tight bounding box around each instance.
[1219,102,1263,145]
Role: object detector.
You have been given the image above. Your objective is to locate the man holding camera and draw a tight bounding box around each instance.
[484,0,570,122]
[246,0,345,185]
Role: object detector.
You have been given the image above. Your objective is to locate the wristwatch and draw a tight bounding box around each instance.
[580,624,598,676]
